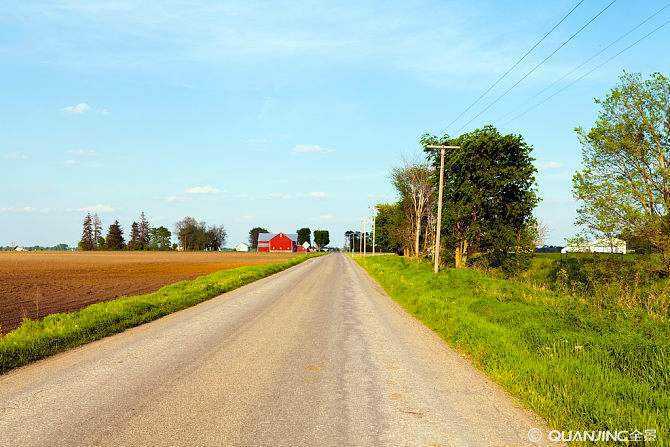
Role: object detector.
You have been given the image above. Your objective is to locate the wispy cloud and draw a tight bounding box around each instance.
[539,161,563,170]
[292,144,334,154]
[319,213,335,220]
[185,185,220,194]
[77,204,115,213]
[2,151,29,160]
[1,206,37,213]
[61,102,91,114]
[164,195,190,203]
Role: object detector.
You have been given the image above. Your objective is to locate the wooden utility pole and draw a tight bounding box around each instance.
[426,145,460,273]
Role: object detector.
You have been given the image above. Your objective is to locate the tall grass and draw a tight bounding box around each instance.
[0,254,318,375]
[355,255,670,445]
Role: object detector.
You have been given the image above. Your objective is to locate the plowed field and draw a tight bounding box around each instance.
[0,251,295,333]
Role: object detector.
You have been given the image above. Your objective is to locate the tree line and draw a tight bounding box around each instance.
[248,227,330,249]
[364,125,539,274]
[78,213,226,251]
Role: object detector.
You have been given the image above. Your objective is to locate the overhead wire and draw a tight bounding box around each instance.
[444,0,585,130]
[457,0,618,133]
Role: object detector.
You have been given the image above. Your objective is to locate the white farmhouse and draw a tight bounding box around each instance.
[235,242,250,252]
[561,237,627,254]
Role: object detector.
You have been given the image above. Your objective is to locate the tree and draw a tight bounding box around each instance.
[105,220,125,250]
[374,203,405,254]
[391,158,435,258]
[128,221,141,250]
[297,227,311,246]
[92,214,103,250]
[314,230,330,248]
[175,217,226,250]
[423,125,538,269]
[249,227,270,249]
[138,212,150,250]
[573,71,670,255]
[205,225,227,251]
[78,213,95,251]
[149,226,172,250]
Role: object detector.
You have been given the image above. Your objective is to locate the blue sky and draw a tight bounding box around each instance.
[1,0,669,247]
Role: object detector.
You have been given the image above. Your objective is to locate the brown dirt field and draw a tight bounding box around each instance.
[0,251,296,334]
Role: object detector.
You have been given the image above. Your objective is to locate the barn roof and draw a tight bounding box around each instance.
[258,232,298,242]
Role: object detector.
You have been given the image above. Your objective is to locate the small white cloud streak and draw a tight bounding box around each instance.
[185,185,220,194]
[3,151,29,160]
[77,204,115,213]
[292,144,334,154]
[61,103,91,114]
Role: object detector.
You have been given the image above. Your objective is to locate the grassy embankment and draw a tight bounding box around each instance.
[0,254,319,375]
[355,255,669,442]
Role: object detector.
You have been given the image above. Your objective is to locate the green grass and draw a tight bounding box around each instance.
[0,254,319,375]
[355,255,670,445]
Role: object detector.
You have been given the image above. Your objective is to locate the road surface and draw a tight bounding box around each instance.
[0,253,549,446]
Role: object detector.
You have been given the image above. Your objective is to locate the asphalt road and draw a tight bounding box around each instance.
[0,253,549,446]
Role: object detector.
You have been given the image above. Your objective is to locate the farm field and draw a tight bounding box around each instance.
[0,251,296,333]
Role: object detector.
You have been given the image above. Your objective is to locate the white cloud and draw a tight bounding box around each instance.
[3,151,29,160]
[78,204,115,213]
[67,148,97,156]
[61,103,91,114]
[308,191,327,199]
[539,161,563,170]
[292,144,334,154]
[0,206,37,213]
[64,159,80,166]
[164,195,189,203]
[185,185,220,194]
[319,213,335,220]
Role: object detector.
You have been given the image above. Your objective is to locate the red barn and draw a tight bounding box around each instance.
[257,233,298,253]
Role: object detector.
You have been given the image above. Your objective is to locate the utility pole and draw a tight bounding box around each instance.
[359,221,363,253]
[370,205,376,254]
[426,144,460,273]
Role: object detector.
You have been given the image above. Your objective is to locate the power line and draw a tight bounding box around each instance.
[445,0,585,130]
[498,2,670,123]
[503,17,670,126]
[457,0,618,133]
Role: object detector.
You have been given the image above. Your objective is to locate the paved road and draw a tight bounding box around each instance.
[0,253,549,446]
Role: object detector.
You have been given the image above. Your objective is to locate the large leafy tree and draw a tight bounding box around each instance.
[175,217,226,251]
[297,227,311,245]
[248,227,270,249]
[374,203,405,254]
[314,230,330,248]
[149,226,172,250]
[573,71,670,254]
[422,125,538,270]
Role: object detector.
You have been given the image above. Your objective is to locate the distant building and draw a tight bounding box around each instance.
[561,237,626,254]
[14,246,26,252]
[235,242,250,252]
[257,233,298,253]
[297,241,311,253]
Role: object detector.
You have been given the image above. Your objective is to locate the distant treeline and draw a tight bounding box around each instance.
[78,213,226,251]
[1,244,72,251]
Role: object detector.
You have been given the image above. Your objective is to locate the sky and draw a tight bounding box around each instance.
[1,0,669,247]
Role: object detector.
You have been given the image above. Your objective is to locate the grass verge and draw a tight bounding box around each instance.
[0,254,319,375]
[355,255,669,445]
